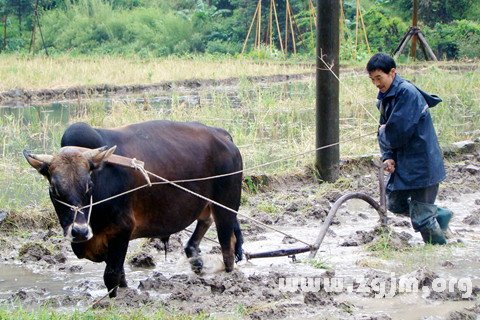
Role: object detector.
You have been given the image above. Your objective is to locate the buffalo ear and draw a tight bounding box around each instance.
[88,145,117,170]
[23,150,52,176]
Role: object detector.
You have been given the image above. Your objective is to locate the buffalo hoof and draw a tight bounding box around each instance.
[108,287,118,298]
[189,256,204,274]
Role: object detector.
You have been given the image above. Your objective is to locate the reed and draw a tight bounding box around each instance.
[0,59,478,218]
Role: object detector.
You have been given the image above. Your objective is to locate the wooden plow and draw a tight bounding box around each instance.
[244,162,388,261]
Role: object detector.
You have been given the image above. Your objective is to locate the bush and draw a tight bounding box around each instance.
[363,8,408,54]
[39,0,199,56]
[427,20,480,59]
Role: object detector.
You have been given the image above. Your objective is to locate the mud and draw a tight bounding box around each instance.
[0,143,480,319]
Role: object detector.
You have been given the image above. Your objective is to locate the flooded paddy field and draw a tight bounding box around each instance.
[1,153,479,319]
[1,70,480,319]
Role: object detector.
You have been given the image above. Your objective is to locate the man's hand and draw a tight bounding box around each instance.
[383,159,395,173]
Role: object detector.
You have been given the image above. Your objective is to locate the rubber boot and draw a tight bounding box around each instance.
[437,207,453,239]
[409,200,447,245]
[386,191,410,217]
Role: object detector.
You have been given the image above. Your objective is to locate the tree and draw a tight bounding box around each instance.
[9,0,32,31]
[393,0,475,27]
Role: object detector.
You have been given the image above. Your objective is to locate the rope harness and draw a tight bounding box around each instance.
[55,195,93,226]
[54,130,378,247]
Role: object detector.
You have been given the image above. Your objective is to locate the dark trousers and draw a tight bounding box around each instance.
[387,184,439,214]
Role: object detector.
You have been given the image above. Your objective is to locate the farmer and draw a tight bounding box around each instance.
[366,52,452,245]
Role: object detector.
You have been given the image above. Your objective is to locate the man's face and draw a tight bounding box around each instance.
[369,68,396,93]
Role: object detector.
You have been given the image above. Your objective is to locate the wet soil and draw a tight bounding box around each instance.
[0,143,479,319]
[0,73,313,107]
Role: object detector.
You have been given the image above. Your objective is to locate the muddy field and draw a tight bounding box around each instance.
[0,142,480,319]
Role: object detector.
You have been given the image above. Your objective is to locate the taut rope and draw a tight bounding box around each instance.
[54,130,377,246]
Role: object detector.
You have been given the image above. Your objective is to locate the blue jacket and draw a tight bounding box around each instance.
[377,74,445,191]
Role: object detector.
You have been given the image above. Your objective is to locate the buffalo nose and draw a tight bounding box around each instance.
[71,224,89,240]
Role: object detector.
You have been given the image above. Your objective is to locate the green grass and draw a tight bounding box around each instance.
[0,307,211,320]
[305,258,332,270]
[365,227,463,272]
[256,201,280,216]
[387,242,463,273]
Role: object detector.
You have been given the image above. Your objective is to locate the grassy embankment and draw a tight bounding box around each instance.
[0,55,478,227]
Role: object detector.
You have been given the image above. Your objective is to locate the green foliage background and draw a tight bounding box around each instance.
[0,0,479,59]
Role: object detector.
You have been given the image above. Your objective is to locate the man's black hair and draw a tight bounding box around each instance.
[366,53,396,73]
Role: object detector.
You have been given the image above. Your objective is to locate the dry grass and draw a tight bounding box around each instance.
[0,55,312,91]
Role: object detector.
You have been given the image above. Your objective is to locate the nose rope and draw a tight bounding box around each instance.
[72,205,79,226]
[53,195,93,225]
[86,195,93,225]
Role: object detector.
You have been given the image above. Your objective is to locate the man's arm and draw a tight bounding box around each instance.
[377,86,425,150]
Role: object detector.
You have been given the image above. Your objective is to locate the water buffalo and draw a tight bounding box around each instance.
[23,120,244,297]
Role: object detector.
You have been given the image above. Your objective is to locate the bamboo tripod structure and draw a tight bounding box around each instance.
[242,0,309,54]
[392,0,437,61]
[353,0,370,59]
[29,0,49,55]
[242,0,370,57]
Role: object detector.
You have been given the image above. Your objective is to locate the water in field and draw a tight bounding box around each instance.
[0,77,321,231]
[1,192,479,318]
[0,78,317,153]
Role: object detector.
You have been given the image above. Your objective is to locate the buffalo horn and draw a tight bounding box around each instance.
[29,153,53,164]
[82,146,109,160]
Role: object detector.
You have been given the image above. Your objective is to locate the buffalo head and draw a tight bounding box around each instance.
[23,146,116,242]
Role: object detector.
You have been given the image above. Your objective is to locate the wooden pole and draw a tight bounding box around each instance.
[287,2,296,54]
[417,30,438,61]
[272,0,284,53]
[354,0,360,59]
[285,0,289,53]
[309,0,317,29]
[36,0,49,56]
[340,0,345,42]
[256,0,262,49]
[269,0,273,50]
[410,0,418,59]
[242,1,261,54]
[358,2,371,53]
[2,15,7,51]
[29,0,40,53]
[316,0,340,182]
[393,29,413,60]
[392,0,437,61]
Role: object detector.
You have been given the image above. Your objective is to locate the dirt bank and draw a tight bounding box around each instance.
[2,62,477,107]
[0,73,313,107]
[0,142,479,319]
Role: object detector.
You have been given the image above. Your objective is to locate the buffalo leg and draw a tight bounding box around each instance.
[185,206,213,273]
[104,235,130,297]
[212,173,244,271]
[212,211,236,272]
